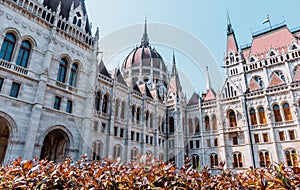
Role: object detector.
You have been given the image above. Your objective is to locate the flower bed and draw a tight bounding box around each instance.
[0,155,299,189]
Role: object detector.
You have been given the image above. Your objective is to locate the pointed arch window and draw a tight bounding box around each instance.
[69,63,78,86]
[212,115,218,131]
[283,103,292,121]
[136,107,141,123]
[275,71,286,82]
[210,153,219,168]
[113,145,122,159]
[258,107,267,124]
[249,108,257,125]
[228,110,237,127]
[102,93,109,113]
[130,148,138,160]
[131,105,135,122]
[57,58,68,83]
[0,33,16,61]
[273,104,282,122]
[285,149,299,167]
[259,151,271,167]
[254,76,264,88]
[16,40,31,68]
[204,116,210,131]
[95,91,101,111]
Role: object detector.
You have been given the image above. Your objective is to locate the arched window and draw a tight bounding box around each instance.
[95,91,101,111]
[210,154,219,168]
[169,117,175,133]
[194,117,200,133]
[275,71,286,82]
[249,108,257,125]
[0,33,16,61]
[136,107,140,123]
[204,116,210,131]
[259,151,271,167]
[102,93,109,113]
[285,149,299,167]
[113,145,122,159]
[188,118,193,134]
[212,115,218,131]
[16,40,31,68]
[192,154,200,169]
[228,110,237,127]
[254,76,264,88]
[114,99,120,118]
[258,107,267,124]
[57,58,68,83]
[92,141,102,161]
[130,148,138,160]
[233,152,243,168]
[273,104,282,122]
[283,103,292,121]
[120,101,126,119]
[68,63,78,86]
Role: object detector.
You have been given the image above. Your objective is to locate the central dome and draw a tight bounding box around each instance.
[122,20,168,89]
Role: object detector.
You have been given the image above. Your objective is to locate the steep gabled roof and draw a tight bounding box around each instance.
[133,84,142,93]
[187,92,199,106]
[99,60,111,78]
[168,53,182,94]
[204,89,216,101]
[115,69,127,86]
[138,84,153,99]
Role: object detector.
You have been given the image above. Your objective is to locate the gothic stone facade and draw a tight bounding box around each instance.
[1,0,300,171]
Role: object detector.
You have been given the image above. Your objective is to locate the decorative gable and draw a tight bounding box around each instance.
[269,73,285,87]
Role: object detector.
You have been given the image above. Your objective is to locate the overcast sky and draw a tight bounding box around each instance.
[85,0,300,96]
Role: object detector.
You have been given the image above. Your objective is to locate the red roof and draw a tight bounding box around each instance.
[227,34,238,53]
[204,89,216,101]
[251,27,296,55]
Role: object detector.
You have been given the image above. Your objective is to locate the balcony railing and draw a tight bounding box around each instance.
[0,59,28,75]
[272,120,295,127]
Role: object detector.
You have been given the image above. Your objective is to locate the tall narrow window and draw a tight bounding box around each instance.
[279,131,285,141]
[53,96,62,110]
[169,117,175,133]
[228,110,237,127]
[258,107,267,124]
[68,63,78,87]
[95,91,101,111]
[66,100,73,113]
[204,116,210,131]
[136,107,140,123]
[131,105,135,122]
[16,40,31,68]
[288,130,296,140]
[285,150,299,167]
[102,93,109,113]
[212,115,218,131]
[262,133,269,142]
[0,33,16,61]
[113,145,121,159]
[0,78,4,92]
[57,58,68,83]
[9,82,21,98]
[114,99,120,118]
[120,101,125,119]
[188,118,193,134]
[283,103,292,121]
[192,155,200,169]
[249,108,257,125]
[273,104,282,122]
[254,134,259,143]
[150,113,153,128]
[195,117,200,133]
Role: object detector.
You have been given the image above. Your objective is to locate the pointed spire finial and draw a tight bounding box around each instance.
[141,15,149,46]
[171,50,177,76]
[227,9,234,35]
[205,65,211,90]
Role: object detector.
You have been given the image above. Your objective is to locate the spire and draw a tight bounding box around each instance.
[141,16,149,46]
[171,51,177,76]
[227,10,234,35]
[205,66,211,90]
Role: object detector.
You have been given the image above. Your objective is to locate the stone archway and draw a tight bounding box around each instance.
[0,117,10,164]
[40,129,70,162]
